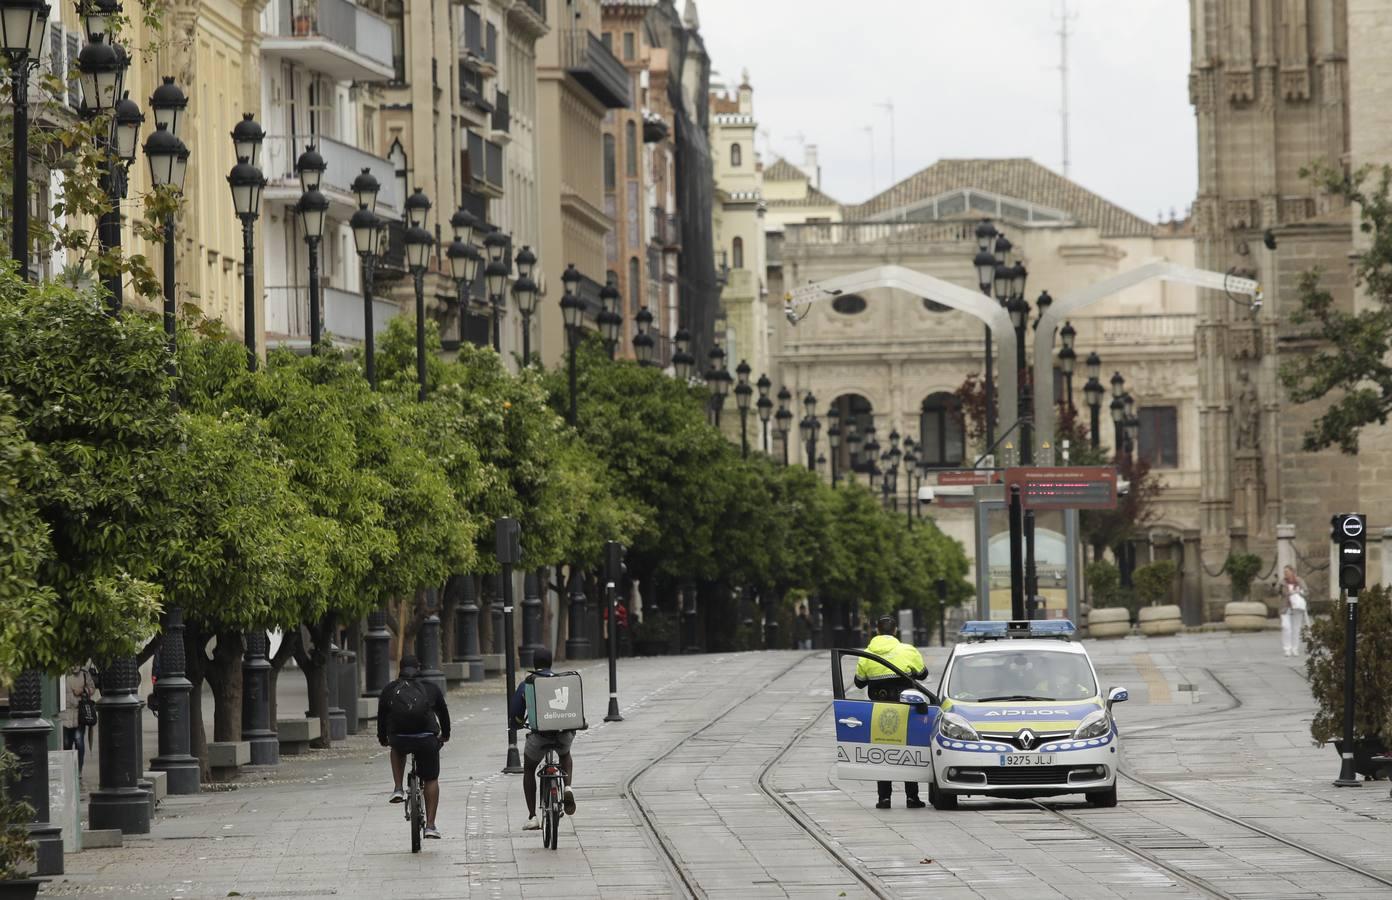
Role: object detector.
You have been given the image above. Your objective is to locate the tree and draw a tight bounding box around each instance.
[0,392,58,685]
[1281,163,1392,453]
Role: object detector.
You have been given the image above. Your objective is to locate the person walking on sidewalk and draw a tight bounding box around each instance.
[378,655,451,839]
[855,616,928,809]
[1279,565,1309,658]
[63,665,97,775]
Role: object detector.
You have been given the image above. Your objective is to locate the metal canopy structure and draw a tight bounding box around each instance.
[786,264,1020,457]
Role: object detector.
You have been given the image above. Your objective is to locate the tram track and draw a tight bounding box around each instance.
[623,652,894,899]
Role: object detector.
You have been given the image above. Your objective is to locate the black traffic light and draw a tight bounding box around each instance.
[1331,513,1366,593]
[604,540,626,587]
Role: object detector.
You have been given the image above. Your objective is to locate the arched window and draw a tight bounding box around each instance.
[732,236,744,269]
[603,133,616,191]
[730,142,742,167]
[625,121,638,177]
[387,139,407,219]
[919,392,964,467]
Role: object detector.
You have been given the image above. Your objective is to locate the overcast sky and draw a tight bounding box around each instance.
[694,0,1195,224]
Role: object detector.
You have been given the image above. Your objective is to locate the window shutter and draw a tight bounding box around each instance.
[66,31,80,108]
[48,24,62,79]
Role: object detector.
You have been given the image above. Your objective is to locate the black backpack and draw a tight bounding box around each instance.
[387,679,434,733]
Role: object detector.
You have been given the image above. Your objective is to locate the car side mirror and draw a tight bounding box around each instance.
[899,688,930,712]
[1107,686,1129,708]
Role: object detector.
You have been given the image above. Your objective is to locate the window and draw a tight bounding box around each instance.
[603,133,616,191]
[623,31,635,61]
[601,32,612,51]
[485,23,497,64]
[920,392,964,467]
[628,257,640,315]
[731,237,744,269]
[388,139,407,217]
[831,294,866,315]
[386,0,405,82]
[625,122,637,177]
[1139,406,1179,468]
[730,142,742,168]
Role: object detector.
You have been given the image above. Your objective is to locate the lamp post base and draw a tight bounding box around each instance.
[1334,753,1362,787]
[503,740,523,774]
[604,696,623,722]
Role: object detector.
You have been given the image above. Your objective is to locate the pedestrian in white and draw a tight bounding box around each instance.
[1279,565,1309,657]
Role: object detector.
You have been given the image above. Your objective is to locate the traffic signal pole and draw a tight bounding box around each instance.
[1332,512,1366,788]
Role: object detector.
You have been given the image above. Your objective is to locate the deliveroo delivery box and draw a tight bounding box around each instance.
[524,671,587,732]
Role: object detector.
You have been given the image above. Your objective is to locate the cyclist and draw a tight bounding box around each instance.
[377,654,450,840]
[509,647,577,831]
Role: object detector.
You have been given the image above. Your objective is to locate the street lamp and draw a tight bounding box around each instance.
[827,405,841,485]
[450,206,479,246]
[734,360,752,457]
[227,116,265,368]
[903,442,917,524]
[632,306,655,367]
[0,0,49,277]
[482,230,510,353]
[974,219,999,448]
[756,374,772,453]
[561,263,584,426]
[705,342,730,426]
[143,119,187,381]
[672,328,694,381]
[77,31,128,310]
[802,392,819,470]
[1058,320,1077,411]
[404,185,431,228]
[405,211,435,403]
[775,386,792,465]
[1123,392,1139,459]
[1083,351,1103,449]
[76,33,122,114]
[351,205,384,388]
[846,423,862,484]
[514,246,538,362]
[598,277,622,359]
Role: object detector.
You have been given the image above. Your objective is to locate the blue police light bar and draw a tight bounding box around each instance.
[960,620,1077,641]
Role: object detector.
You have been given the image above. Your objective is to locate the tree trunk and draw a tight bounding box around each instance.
[206,631,244,744]
[183,622,212,782]
[296,616,336,748]
[555,565,570,662]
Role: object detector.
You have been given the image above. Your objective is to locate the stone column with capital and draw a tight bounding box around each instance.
[88,656,151,835]
[149,608,201,793]
[241,629,279,766]
[2,669,63,874]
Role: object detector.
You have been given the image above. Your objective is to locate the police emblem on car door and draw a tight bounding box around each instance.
[831,649,938,782]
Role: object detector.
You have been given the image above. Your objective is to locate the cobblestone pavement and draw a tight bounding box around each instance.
[40,632,1392,899]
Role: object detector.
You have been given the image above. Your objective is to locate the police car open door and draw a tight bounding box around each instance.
[831,649,939,782]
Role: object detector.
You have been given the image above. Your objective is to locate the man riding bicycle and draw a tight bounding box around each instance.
[509,647,577,831]
[378,654,450,839]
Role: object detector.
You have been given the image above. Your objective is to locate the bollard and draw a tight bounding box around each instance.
[325,647,347,743]
[241,629,279,766]
[497,518,524,774]
[363,610,391,698]
[338,648,360,734]
[458,575,485,681]
[150,608,201,792]
[2,670,63,874]
[521,571,544,669]
[416,607,447,695]
[89,657,151,835]
[564,568,591,660]
[603,541,625,722]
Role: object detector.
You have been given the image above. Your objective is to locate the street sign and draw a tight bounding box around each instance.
[933,470,999,508]
[1003,467,1118,511]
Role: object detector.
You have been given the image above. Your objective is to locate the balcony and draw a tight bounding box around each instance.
[561,29,630,109]
[261,134,402,219]
[518,0,544,21]
[264,0,395,82]
[460,70,494,115]
[265,284,400,344]
[491,90,510,135]
[649,206,680,249]
[467,131,504,196]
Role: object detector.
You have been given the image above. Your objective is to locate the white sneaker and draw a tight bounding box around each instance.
[423,825,442,839]
[389,789,405,804]
[522,817,541,831]
[563,787,576,816]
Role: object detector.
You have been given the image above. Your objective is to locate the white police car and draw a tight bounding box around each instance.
[831,620,1127,810]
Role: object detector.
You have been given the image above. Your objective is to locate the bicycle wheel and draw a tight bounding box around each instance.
[408,772,422,854]
[541,790,554,849]
[547,801,561,851]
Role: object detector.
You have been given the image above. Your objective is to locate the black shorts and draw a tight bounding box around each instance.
[390,735,442,781]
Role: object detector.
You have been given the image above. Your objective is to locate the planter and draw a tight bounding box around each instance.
[1138,604,1182,636]
[0,879,44,900]
[1087,606,1131,639]
[1223,600,1268,632]
[1333,739,1392,780]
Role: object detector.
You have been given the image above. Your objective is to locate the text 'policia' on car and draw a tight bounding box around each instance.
[830,619,1129,810]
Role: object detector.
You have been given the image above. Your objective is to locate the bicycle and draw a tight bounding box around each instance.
[404,753,425,854]
[537,748,565,850]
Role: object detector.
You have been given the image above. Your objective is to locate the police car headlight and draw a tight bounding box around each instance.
[1072,710,1111,740]
[939,712,980,742]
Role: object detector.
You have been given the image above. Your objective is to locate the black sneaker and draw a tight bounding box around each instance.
[906,798,926,809]
[875,799,891,809]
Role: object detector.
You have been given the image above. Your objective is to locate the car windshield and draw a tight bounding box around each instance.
[946,650,1097,702]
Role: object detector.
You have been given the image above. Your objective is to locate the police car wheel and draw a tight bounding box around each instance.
[1086,785,1117,808]
[928,782,958,811]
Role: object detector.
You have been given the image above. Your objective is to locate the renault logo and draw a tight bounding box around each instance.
[1018,728,1037,750]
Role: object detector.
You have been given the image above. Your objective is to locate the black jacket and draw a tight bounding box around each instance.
[376,675,450,742]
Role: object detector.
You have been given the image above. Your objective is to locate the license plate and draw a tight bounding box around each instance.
[999,753,1055,766]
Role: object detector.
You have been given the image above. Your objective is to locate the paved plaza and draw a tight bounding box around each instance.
[37,632,1392,899]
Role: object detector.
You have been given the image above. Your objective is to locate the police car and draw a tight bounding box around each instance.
[831,620,1127,810]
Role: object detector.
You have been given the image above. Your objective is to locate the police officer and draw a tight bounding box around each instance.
[854,615,928,809]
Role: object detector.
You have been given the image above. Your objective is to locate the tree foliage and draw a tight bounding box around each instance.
[1307,585,1392,745]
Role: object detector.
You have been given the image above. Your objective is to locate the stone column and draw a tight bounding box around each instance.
[458,575,485,681]
[88,657,150,835]
[416,606,447,694]
[149,608,200,793]
[2,670,63,874]
[1276,523,1297,578]
[362,611,391,697]
[1181,529,1204,624]
[1381,528,1392,589]
[564,568,590,660]
[338,648,359,734]
[520,571,544,668]
[241,630,279,766]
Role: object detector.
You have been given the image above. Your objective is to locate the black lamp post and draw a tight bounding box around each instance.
[1,0,50,277]
[705,342,730,426]
[482,230,510,353]
[863,425,880,488]
[734,360,752,457]
[801,391,819,470]
[404,193,434,402]
[1058,320,1077,412]
[294,145,328,351]
[514,246,538,362]
[672,327,694,381]
[775,386,792,465]
[77,31,129,311]
[1083,351,1103,450]
[846,423,862,485]
[974,219,999,449]
[632,305,655,367]
[827,405,841,485]
[350,168,383,387]
[903,440,917,525]
[599,277,622,359]
[1110,371,1126,456]
[142,122,186,376]
[756,374,772,452]
[887,429,902,509]
[228,115,266,367]
[561,263,583,426]
[1123,392,1139,461]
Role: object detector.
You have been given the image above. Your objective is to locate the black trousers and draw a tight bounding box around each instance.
[877,780,920,801]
